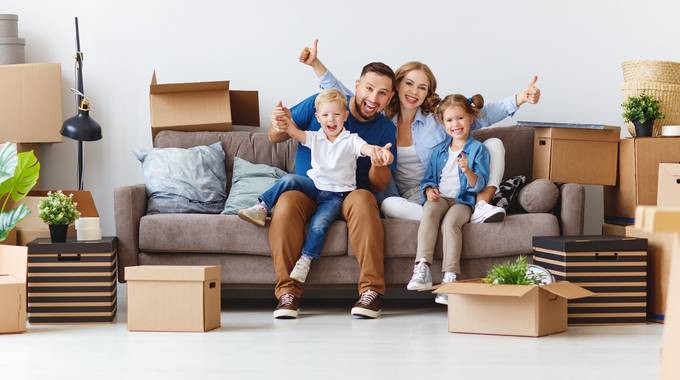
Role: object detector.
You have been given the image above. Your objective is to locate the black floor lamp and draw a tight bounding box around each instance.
[60,17,102,191]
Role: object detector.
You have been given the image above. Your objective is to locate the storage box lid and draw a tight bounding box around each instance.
[533,125,620,142]
[27,237,117,253]
[533,235,648,252]
[125,265,220,282]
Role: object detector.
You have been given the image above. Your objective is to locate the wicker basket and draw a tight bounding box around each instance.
[622,61,680,84]
[621,81,680,136]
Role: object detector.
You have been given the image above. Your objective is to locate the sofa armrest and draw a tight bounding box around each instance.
[114,184,147,282]
[558,183,585,236]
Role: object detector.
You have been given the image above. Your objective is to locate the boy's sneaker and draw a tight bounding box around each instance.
[238,205,267,227]
[273,293,300,319]
[406,259,433,290]
[290,256,312,283]
[351,290,381,319]
[470,200,506,224]
[435,272,457,305]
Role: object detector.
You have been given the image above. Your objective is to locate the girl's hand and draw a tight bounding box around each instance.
[457,152,470,173]
[426,187,440,202]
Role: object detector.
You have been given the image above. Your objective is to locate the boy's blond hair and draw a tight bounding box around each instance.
[314,88,348,110]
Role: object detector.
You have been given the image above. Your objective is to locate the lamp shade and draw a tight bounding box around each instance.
[61,106,102,142]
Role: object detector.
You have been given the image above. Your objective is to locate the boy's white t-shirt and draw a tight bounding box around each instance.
[303,129,367,192]
[438,147,463,198]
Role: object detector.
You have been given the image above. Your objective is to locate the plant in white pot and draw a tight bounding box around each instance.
[38,191,80,243]
[0,142,40,242]
[622,92,664,137]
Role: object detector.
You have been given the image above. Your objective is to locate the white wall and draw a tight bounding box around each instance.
[4,0,680,235]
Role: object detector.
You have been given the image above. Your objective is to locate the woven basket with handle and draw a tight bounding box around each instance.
[622,60,680,84]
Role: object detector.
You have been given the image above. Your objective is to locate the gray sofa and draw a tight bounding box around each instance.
[114,126,585,287]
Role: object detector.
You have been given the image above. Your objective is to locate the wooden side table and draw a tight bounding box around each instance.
[26,237,118,323]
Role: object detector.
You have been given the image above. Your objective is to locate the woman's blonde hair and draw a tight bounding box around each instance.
[385,61,440,119]
[434,94,485,124]
[315,88,348,110]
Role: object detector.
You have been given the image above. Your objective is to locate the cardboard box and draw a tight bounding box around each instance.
[604,137,680,225]
[635,206,680,233]
[126,265,221,332]
[625,225,677,322]
[602,222,627,236]
[531,125,620,186]
[11,190,98,245]
[434,280,592,337]
[533,235,648,324]
[658,163,680,207]
[26,237,117,323]
[149,71,259,141]
[0,245,28,333]
[0,63,63,143]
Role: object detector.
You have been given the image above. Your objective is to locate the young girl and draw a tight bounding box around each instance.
[407,94,490,305]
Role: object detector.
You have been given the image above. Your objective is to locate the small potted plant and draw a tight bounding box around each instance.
[38,191,80,243]
[621,92,664,137]
[484,256,553,285]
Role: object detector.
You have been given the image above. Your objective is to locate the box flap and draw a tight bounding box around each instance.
[541,281,594,300]
[14,190,98,229]
[150,69,229,94]
[534,126,620,142]
[434,281,535,297]
[0,245,27,281]
[229,90,260,126]
[126,265,220,282]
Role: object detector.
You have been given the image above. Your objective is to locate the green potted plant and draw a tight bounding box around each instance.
[38,191,80,243]
[484,256,552,285]
[622,92,664,137]
[0,142,40,242]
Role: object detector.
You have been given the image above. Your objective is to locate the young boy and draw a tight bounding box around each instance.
[238,88,393,283]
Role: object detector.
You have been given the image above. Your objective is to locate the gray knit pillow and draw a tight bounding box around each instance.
[518,179,560,213]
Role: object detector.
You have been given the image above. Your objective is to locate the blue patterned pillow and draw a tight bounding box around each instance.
[135,142,227,214]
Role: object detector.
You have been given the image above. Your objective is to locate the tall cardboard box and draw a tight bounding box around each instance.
[0,63,63,143]
[149,71,259,141]
[434,280,592,337]
[0,245,28,333]
[12,190,98,245]
[604,137,680,225]
[625,225,676,322]
[531,125,620,186]
[657,163,680,207]
[126,265,221,332]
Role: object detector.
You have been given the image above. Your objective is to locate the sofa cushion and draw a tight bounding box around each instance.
[135,142,227,214]
[222,157,286,215]
[354,213,559,260]
[139,214,347,257]
[519,179,560,213]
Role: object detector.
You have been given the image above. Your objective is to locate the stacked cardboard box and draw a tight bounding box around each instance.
[604,137,680,225]
[533,235,648,324]
[0,245,28,333]
[26,237,117,323]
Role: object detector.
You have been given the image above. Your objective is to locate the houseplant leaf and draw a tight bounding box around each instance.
[0,204,29,241]
[0,150,40,204]
[0,142,18,187]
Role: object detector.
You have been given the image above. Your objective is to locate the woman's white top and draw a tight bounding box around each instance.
[395,145,426,195]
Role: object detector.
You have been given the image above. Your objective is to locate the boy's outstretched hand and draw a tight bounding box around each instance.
[271,100,292,132]
[369,143,393,167]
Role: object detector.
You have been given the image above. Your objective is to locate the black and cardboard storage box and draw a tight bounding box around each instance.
[530,125,620,186]
[533,235,648,324]
[26,237,117,323]
[604,137,680,225]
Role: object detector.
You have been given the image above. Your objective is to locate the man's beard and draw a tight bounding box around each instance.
[354,97,378,121]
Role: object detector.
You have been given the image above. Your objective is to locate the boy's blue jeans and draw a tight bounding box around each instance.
[259,174,347,260]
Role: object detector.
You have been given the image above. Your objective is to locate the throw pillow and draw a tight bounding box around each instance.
[491,175,527,213]
[222,157,287,215]
[518,179,560,213]
[135,142,227,214]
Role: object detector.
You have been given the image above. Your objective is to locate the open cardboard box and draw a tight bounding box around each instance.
[434,280,593,337]
[149,70,260,141]
[604,137,680,225]
[125,265,221,332]
[0,245,28,333]
[530,124,620,186]
[635,206,680,379]
[11,190,99,245]
[0,63,63,143]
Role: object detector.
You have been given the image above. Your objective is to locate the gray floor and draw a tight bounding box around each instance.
[0,284,663,380]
